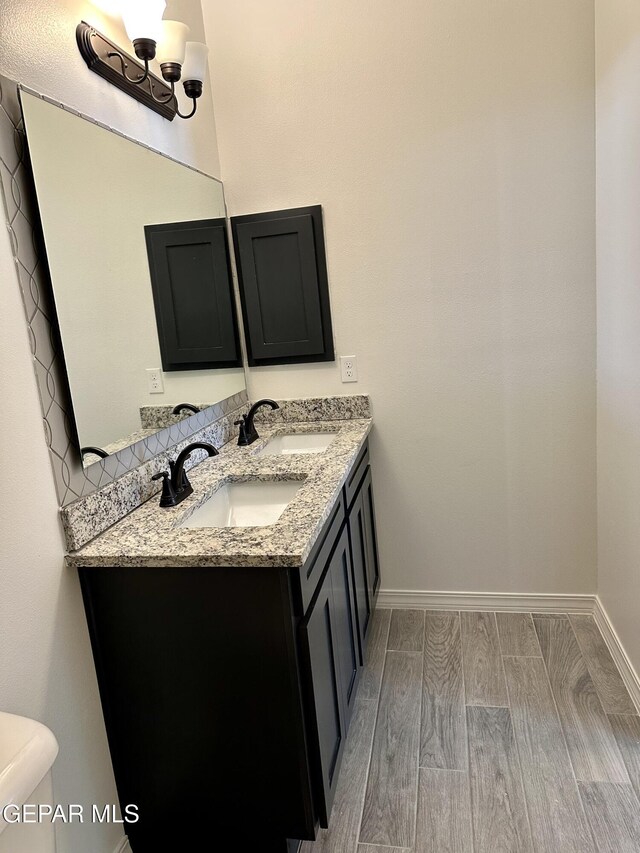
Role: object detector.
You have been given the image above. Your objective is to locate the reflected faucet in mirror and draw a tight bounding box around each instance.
[172,403,200,416]
[235,399,280,447]
[152,442,218,508]
[81,446,109,461]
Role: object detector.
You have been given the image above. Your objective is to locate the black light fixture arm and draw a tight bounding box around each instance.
[151,78,202,118]
[175,79,203,119]
[150,79,176,105]
[176,98,198,120]
[106,51,150,85]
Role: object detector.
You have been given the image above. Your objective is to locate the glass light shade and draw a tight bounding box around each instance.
[122,0,166,44]
[182,42,209,83]
[156,21,190,65]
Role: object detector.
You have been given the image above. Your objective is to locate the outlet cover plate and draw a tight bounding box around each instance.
[340,355,358,383]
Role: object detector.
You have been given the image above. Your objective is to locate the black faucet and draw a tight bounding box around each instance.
[235,399,280,446]
[172,403,200,416]
[81,446,109,461]
[152,442,218,508]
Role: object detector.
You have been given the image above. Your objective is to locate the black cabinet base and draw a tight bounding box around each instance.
[79,565,316,847]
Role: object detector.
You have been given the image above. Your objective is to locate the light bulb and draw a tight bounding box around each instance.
[182,42,209,83]
[121,0,166,45]
[156,20,190,66]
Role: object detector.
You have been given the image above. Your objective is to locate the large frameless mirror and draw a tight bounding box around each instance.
[19,90,246,468]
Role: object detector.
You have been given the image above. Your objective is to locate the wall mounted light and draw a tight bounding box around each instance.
[76,8,209,121]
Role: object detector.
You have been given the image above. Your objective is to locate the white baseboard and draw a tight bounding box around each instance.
[113,837,131,853]
[593,597,640,714]
[377,588,596,614]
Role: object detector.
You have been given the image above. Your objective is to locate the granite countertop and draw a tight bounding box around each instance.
[66,419,372,569]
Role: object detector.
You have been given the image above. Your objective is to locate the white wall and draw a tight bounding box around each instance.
[0,2,221,851]
[596,0,640,673]
[204,0,597,594]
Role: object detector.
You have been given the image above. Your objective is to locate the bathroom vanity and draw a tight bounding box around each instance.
[3,73,378,853]
[68,420,380,852]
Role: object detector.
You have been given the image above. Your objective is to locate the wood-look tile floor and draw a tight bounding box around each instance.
[301,609,640,853]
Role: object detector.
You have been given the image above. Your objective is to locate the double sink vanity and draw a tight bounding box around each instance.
[66,406,381,852]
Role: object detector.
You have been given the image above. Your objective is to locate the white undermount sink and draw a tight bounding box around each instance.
[179,480,303,529]
[255,432,338,456]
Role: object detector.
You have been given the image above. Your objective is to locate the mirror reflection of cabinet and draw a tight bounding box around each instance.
[19,91,246,465]
[145,219,241,371]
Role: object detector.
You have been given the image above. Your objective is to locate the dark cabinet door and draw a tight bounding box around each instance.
[301,558,346,826]
[301,525,359,826]
[231,206,334,366]
[348,485,372,663]
[144,218,241,370]
[330,527,360,726]
[361,467,381,605]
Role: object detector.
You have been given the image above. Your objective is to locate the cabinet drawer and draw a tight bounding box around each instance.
[299,492,346,613]
[344,441,370,508]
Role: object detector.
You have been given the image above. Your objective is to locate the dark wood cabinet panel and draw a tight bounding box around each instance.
[361,467,381,604]
[301,561,347,826]
[144,218,241,370]
[348,484,373,662]
[298,494,345,613]
[79,565,314,850]
[301,525,360,826]
[231,206,334,366]
[329,526,360,725]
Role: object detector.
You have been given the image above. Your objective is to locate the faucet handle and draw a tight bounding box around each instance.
[152,470,178,508]
[234,418,250,447]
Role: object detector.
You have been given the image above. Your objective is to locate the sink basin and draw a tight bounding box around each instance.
[256,432,338,456]
[179,480,303,529]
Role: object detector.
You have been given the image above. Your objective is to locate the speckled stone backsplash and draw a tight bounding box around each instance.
[254,395,371,423]
[62,395,371,552]
[140,403,217,430]
[143,395,371,429]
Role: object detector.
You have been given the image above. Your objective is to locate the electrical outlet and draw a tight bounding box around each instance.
[340,355,358,383]
[146,368,164,394]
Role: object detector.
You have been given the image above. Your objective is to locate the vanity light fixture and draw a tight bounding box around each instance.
[76,6,209,121]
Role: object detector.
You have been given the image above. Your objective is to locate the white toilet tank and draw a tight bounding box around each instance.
[0,711,59,853]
